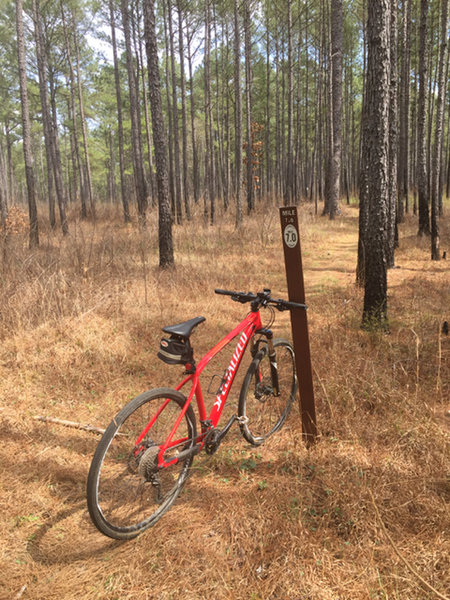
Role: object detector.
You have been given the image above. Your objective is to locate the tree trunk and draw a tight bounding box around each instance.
[234,0,243,227]
[109,0,131,222]
[0,138,8,227]
[16,0,39,248]
[204,0,215,224]
[72,13,95,219]
[243,0,253,213]
[328,0,343,219]
[417,0,430,236]
[136,8,156,208]
[284,0,294,206]
[177,0,190,220]
[168,0,183,224]
[60,2,87,218]
[186,18,199,206]
[33,0,68,235]
[398,0,411,224]
[386,0,398,267]
[143,0,174,268]
[431,0,448,260]
[121,0,148,225]
[361,0,390,330]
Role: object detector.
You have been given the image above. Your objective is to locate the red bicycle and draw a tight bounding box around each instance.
[87,288,305,540]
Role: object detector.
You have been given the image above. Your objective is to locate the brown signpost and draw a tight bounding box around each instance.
[279,206,317,445]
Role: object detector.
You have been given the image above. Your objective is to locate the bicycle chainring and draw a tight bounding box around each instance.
[204,428,222,455]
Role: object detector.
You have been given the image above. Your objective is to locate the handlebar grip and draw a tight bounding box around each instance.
[275,299,307,311]
[214,289,257,303]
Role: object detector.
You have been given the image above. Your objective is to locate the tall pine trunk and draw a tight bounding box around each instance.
[16,0,39,248]
[109,0,130,223]
[329,0,343,219]
[417,0,430,236]
[361,0,390,330]
[243,0,253,213]
[234,0,243,227]
[122,0,148,225]
[143,0,174,268]
[431,0,449,260]
[398,0,411,222]
[387,0,398,267]
[33,0,68,235]
[177,0,190,220]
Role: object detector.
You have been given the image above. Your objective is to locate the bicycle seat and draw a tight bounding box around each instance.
[162,316,205,339]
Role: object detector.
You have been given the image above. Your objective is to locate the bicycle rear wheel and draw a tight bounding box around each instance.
[87,388,197,540]
[238,339,297,445]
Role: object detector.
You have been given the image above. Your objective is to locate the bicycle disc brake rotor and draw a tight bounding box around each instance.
[255,381,273,402]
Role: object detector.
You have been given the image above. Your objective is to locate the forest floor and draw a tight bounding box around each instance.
[0,200,448,600]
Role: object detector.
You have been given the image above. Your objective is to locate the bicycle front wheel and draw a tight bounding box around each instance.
[87,388,197,540]
[238,339,297,445]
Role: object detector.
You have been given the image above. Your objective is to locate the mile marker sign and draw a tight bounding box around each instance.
[280,206,317,445]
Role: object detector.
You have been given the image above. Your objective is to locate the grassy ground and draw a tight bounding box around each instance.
[0,200,448,600]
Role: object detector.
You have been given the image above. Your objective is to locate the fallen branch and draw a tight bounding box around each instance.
[369,489,449,600]
[33,415,107,436]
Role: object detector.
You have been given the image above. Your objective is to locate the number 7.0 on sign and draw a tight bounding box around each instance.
[283,223,298,248]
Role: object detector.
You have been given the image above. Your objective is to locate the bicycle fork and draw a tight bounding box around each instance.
[254,329,280,397]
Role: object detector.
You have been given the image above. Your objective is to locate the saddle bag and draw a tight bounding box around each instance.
[157,335,193,365]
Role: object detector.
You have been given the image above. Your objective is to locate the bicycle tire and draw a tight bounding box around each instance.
[87,388,197,540]
[238,339,297,445]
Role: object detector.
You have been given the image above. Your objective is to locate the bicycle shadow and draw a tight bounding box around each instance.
[26,502,123,565]
[0,420,123,564]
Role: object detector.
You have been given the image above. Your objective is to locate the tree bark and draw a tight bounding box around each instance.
[16,0,39,248]
[431,0,448,260]
[328,0,343,219]
[361,0,390,330]
[284,0,294,206]
[177,0,190,220]
[417,0,430,236]
[143,0,174,268]
[186,17,199,206]
[234,0,243,227]
[60,2,87,218]
[122,0,148,225]
[72,13,95,219]
[243,0,254,213]
[168,0,183,224]
[398,0,411,223]
[109,0,131,222]
[387,0,398,267]
[33,0,68,235]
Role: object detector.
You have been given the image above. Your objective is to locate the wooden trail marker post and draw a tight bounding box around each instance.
[279,206,317,445]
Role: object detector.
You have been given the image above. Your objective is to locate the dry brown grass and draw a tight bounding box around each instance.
[0,200,449,600]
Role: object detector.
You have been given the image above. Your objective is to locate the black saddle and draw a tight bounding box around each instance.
[162,316,205,339]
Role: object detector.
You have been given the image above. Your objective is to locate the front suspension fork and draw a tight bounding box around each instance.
[253,329,280,397]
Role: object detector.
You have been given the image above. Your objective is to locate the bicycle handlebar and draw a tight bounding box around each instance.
[214,288,307,311]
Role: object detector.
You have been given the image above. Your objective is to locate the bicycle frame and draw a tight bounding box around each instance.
[153,309,264,469]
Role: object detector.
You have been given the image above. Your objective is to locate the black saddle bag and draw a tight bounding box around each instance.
[157,335,193,365]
